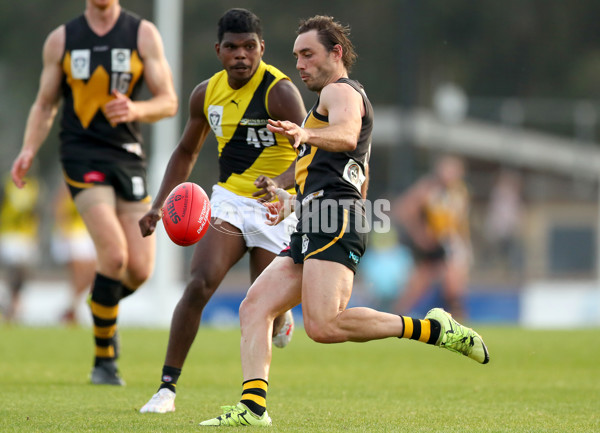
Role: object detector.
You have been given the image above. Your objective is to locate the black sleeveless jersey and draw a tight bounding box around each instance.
[295,78,373,205]
[59,10,145,162]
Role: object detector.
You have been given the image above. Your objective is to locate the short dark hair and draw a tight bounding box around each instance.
[217,8,262,43]
[297,15,357,72]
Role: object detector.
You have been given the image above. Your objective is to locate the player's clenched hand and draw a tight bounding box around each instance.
[263,186,295,226]
[139,207,162,237]
[253,175,279,202]
[105,89,139,126]
[10,149,35,188]
[267,119,308,149]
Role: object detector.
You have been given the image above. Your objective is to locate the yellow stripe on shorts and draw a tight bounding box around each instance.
[304,209,349,260]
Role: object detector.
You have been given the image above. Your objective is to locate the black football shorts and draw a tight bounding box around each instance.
[280,203,368,273]
[62,159,149,202]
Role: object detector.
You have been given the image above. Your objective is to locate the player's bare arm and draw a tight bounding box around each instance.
[253,79,306,201]
[11,26,64,188]
[139,81,211,237]
[267,82,363,152]
[104,20,177,126]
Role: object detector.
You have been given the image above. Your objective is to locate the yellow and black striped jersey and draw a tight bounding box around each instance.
[423,181,469,241]
[0,176,39,237]
[60,10,145,162]
[204,61,296,198]
[295,78,372,204]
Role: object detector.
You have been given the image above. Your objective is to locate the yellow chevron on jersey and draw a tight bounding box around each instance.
[62,50,143,129]
[295,112,328,195]
[204,61,296,198]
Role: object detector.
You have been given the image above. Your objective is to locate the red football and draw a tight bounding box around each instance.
[162,182,211,246]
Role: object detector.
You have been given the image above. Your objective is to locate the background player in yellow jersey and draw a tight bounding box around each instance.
[0,175,40,323]
[393,155,471,320]
[51,182,96,325]
[10,0,177,384]
[138,8,306,413]
[200,16,488,427]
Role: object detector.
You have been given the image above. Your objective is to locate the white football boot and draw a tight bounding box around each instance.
[272,309,294,348]
[139,388,176,413]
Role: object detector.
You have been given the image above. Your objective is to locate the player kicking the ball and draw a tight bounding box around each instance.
[138,8,306,413]
[199,15,489,427]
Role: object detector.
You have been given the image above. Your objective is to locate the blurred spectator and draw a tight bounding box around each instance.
[360,228,413,312]
[483,169,524,275]
[0,174,40,323]
[392,155,471,320]
[51,182,96,325]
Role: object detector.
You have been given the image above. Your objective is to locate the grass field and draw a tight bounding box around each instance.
[1,325,598,432]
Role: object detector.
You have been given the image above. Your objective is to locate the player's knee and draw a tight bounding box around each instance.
[126,264,152,288]
[239,296,260,325]
[183,275,218,308]
[239,288,275,323]
[304,318,340,344]
[98,249,127,276]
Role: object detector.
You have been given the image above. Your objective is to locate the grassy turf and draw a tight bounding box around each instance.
[1,325,599,432]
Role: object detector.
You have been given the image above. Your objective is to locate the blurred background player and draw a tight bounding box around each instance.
[138,8,306,413]
[10,0,177,384]
[51,182,96,325]
[392,155,471,320]
[483,169,524,276]
[0,174,40,323]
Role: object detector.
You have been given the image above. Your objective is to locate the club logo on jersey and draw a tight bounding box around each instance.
[342,159,366,192]
[111,49,131,72]
[298,144,307,157]
[71,49,90,79]
[208,105,224,137]
[301,234,309,254]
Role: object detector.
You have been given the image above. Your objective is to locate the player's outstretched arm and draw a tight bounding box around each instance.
[267,82,363,153]
[105,20,177,125]
[12,26,64,188]
[139,82,211,237]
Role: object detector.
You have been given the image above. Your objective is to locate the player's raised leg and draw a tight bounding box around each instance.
[301,259,406,343]
[301,259,488,363]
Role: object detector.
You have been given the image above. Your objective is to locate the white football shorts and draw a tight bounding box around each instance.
[0,234,38,266]
[51,231,96,264]
[209,185,297,255]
